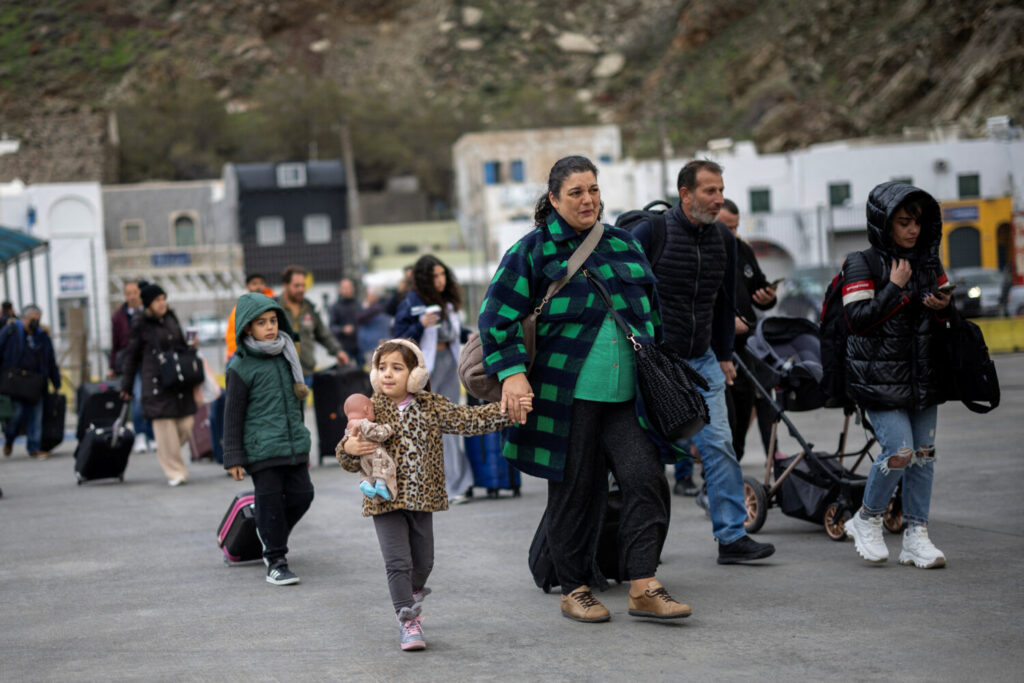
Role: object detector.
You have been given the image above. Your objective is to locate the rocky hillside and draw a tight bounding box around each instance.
[1,0,1021,194]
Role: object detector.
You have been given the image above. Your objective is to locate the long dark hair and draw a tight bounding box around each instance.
[411,254,461,311]
[533,155,603,227]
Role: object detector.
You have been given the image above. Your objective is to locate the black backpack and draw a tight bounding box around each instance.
[615,200,672,268]
[818,248,884,407]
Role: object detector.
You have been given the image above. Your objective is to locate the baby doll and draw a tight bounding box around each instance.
[338,393,397,501]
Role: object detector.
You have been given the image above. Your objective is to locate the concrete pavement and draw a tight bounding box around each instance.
[2,355,1023,681]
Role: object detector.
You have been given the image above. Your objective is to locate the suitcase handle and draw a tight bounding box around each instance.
[110,401,132,447]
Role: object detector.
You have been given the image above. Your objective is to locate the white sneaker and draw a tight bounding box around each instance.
[133,434,149,453]
[899,525,946,568]
[845,512,888,563]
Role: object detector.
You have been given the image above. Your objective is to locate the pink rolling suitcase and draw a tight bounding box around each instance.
[217,491,262,564]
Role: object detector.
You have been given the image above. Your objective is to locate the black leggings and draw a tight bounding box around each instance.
[546,399,669,595]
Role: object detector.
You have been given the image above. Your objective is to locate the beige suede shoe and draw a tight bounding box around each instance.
[560,586,611,623]
[627,579,692,619]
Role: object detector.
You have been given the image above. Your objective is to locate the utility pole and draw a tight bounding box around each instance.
[339,121,361,282]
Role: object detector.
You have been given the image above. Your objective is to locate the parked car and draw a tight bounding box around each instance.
[1006,284,1024,317]
[189,312,228,344]
[776,265,836,322]
[948,267,1008,318]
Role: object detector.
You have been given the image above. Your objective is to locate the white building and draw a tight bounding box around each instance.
[456,123,1024,281]
[0,180,110,375]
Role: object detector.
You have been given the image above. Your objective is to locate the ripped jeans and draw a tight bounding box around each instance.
[863,405,937,525]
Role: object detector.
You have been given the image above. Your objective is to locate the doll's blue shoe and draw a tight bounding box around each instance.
[360,481,378,498]
[376,482,392,501]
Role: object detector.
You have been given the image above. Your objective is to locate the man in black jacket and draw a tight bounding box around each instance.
[633,160,775,564]
[720,199,778,462]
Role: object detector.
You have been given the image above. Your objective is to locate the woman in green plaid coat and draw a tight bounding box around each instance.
[479,155,692,624]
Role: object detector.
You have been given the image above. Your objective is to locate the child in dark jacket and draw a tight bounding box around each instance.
[223,293,314,586]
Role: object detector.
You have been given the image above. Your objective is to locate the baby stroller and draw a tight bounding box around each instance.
[732,317,904,540]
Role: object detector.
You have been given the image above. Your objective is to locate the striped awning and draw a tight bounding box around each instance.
[0,225,46,265]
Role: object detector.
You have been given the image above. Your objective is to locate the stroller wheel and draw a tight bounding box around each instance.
[883,496,905,534]
[743,476,768,534]
[824,502,851,541]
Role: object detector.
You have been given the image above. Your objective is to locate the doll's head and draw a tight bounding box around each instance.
[344,394,374,430]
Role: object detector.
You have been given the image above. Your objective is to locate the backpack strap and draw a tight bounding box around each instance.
[647,211,667,269]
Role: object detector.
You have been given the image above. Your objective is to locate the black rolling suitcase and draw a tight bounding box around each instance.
[76,386,123,441]
[217,491,262,564]
[40,392,66,453]
[312,364,372,465]
[76,380,119,418]
[74,402,133,485]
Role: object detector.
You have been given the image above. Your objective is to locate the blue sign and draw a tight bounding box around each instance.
[943,205,979,222]
[59,274,86,293]
[152,252,192,267]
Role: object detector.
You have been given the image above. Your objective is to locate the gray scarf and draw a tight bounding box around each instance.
[243,334,309,400]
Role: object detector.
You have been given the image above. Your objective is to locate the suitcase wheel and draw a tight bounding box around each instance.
[487,488,499,499]
[512,487,521,498]
[76,473,83,486]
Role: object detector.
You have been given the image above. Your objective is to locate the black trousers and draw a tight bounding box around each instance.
[251,463,315,563]
[546,399,669,595]
[727,349,776,461]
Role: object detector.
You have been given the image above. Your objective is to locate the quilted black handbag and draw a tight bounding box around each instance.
[584,270,710,441]
[157,348,204,390]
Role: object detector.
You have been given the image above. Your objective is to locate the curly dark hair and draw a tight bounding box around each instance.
[411,254,461,312]
[533,155,604,227]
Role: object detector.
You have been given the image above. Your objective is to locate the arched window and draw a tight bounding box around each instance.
[173,214,197,247]
[947,226,981,269]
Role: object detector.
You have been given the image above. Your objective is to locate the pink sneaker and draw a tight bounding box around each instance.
[399,616,425,651]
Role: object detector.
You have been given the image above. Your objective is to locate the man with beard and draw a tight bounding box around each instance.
[275,266,349,384]
[632,160,775,564]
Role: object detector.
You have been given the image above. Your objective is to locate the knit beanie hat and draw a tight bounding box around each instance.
[140,283,167,309]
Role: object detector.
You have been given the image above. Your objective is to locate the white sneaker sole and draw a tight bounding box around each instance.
[898,551,946,569]
[847,526,888,563]
[266,575,300,586]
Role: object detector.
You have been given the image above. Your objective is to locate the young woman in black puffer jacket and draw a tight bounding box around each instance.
[842,182,953,570]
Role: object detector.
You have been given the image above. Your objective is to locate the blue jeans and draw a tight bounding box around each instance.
[132,374,154,441]
[674,443,693,479]
[4,398,43,452]
[863,406,937,525]
[677,349,748,544]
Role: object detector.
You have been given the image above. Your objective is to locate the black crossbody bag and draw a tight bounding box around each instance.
[583,269,710,442]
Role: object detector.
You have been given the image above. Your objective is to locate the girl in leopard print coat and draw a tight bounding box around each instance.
[339,339,532,650]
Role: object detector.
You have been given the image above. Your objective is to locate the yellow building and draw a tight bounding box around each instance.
[940,196,1014,272]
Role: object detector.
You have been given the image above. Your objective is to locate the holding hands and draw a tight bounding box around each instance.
[500,372,535,425]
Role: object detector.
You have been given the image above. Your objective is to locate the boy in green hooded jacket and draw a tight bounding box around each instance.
[223,292,314,586]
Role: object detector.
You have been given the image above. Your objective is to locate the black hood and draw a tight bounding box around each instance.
[865,181,942,267]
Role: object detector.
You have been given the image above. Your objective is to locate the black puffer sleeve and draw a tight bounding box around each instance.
[843,251,907,335]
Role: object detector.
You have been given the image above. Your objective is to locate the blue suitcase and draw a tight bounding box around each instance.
[464,432,521,498]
